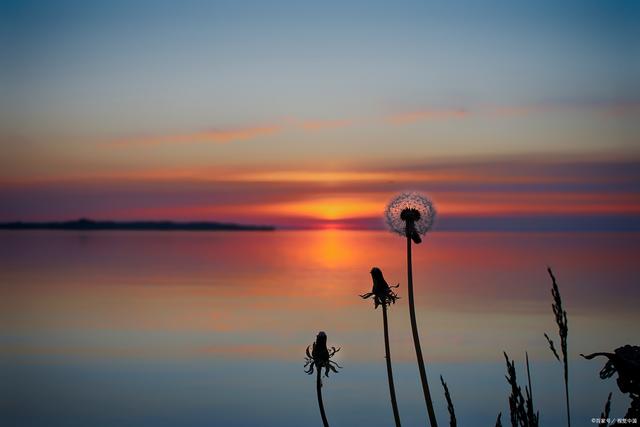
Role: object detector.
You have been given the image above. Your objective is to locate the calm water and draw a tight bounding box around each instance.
[1,230,639,426]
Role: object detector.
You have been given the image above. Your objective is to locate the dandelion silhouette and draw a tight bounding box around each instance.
[360,267,401,426]
[385,192,436,244]
[385,192,438,427]
[304,331,341,427]
[582,345,640,420]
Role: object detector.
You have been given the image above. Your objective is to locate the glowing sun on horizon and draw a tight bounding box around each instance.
[260,196,382,221]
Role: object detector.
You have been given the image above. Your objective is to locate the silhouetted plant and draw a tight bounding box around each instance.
[361,267,400,308]
[440,375,457,427]
[503,352,539,427]
[543,333,560,361]
[304,332,341,427]
[544,267,570,427]
[582,345,640,421]
[525,352,536,425]
[598,392,612,425]
[361,267,402,426]
[602,392,612,420]
[495,413,503,427]
[385,192,438,427]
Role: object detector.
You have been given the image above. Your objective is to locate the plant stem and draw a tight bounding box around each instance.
[383,303,402,427]
[406,236,438,427]
[526,352,533,405]
[564,363,570,427]
[316,368,329,427]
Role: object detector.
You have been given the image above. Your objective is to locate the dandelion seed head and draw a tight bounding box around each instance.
[385,192,436,237]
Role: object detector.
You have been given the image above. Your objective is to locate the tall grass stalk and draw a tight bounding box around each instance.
[504,352,539,427]
[600,392,612,425]
[545,268,570,427]
[525,352,533,407]
[440,376,457,427]
[525,352,537,423]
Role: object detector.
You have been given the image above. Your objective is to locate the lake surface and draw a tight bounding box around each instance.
[1,230,638,426]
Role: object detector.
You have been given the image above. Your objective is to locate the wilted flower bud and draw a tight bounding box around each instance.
[304,331,341,378]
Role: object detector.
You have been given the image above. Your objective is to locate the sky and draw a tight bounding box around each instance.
[1,0,639,229]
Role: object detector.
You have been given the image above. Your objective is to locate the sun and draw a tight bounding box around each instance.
[261,196,382,221]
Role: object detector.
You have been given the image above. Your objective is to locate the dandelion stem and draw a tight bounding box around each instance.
[406,235,438,427]
[316,368,329,427]
[383,303,402,427]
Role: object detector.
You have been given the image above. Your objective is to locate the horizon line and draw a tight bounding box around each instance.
[2,215,639,233]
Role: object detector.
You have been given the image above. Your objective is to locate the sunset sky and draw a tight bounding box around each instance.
[2,0,639,229]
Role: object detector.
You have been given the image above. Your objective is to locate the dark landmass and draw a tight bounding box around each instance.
[0,218,275,231]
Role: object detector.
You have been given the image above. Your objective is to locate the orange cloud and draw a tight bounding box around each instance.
[230,170,429,183]
[259,195,383,220]
[111,124,282,146]
[106,117,355,147]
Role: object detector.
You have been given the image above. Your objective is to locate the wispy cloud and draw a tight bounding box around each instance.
[386,99,640,124]
[299,119,353,131]
[102,98,639,148]
[110,124,283,146]
[107,117,354,147]
[387,109,470,124]
[108,109,469,148]
[599,101,640,116]
[485,105,548,117]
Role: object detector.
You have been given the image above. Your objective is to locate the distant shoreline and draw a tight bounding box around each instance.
[0,219,275,231]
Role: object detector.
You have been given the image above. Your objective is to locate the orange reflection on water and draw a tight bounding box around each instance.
[1,230,638,363]
[302,229,359,269]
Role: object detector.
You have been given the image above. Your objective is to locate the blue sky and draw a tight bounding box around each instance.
[3,0,638,135]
